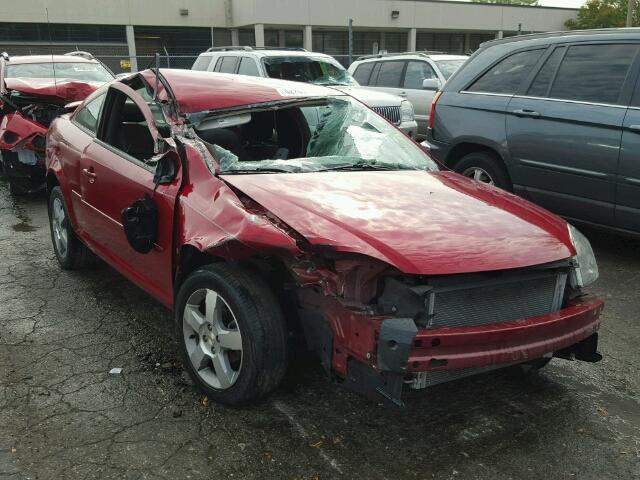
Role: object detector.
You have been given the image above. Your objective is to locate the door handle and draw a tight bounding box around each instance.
[82,167,97,183]
[628,124,640,133]
[513,109,540,118]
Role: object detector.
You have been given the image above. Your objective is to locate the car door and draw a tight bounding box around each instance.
[616,76,640,233]
[78,82,182,305]
[402,60,439,136]
[506,43,640,227]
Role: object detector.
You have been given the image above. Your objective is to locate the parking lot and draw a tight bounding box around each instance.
[0,182,637,480]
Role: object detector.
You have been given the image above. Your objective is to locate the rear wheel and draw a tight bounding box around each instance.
[175,264,288,405]
[453,151,512,191]
[48,186,98,269]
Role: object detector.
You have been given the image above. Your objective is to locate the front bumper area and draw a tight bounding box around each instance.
[345,295,603,406]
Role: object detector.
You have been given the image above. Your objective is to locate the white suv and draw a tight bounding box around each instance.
[192,47,418,138]
[348,52,468,139]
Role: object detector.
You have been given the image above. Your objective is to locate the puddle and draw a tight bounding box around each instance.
[7,190,38,232]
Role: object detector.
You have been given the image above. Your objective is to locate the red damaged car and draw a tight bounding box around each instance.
[0,51,114,194]
[45,69,603,406]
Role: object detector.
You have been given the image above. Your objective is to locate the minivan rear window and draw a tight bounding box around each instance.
[468,49,543,95]
[352,62,374,85]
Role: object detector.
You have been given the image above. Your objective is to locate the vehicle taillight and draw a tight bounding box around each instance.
[429,91,443,131]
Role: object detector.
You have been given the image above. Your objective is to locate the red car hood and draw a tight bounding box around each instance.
[3,78,102,103]
[221,170,575,275]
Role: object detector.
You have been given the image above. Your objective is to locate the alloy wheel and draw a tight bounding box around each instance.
[462,166,495,185]
[51,197,68,258]
[182,288,243,390]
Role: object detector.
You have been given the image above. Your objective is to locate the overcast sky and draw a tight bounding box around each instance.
[538,0,584,7]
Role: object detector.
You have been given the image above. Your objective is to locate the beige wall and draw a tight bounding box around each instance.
[0,0,576,32]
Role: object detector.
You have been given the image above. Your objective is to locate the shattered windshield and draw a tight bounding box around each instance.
[195,96,437,174]
[6,62,114,82]
[262,56,358,86]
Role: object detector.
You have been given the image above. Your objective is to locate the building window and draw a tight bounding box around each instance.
[469,34,495,52]
[384,32,407,53]
[239,29,255,47]
[0,22,126,43]
[285,30,303,48]
[265,29,279,47]
[416,32,465,54]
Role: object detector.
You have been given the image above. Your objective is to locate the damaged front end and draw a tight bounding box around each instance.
[287,253,603,407]
[0,81,89,194]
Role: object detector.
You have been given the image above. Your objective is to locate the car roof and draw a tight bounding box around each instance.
[354,52,468,63]
[141,68,345,114]
[199,48,332,59]
[480,27,640,50]
[6,55,98,65]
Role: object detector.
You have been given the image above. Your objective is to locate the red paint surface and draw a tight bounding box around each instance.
[4,78,101,104]
[0,112,48,151]
[222,170,575,275]
[141,69,339,114]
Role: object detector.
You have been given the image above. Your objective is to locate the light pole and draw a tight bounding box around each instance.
[627,0,635,27]
[348,18,353,67]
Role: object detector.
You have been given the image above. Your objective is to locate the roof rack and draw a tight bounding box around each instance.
[64,50,95,60]
[356,50,449,61]
[204,46,307,53]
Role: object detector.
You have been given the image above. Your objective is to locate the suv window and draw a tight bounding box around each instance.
[237,57,260,76]
[548,44,638,104]
[374,61,405,87]
[468,49,543,94]
[74,93,106,134]
[216,56,238,74]
[527,47,565,98]
[192,55,213,71]
[404,61,437,89]
[352,62,374,85]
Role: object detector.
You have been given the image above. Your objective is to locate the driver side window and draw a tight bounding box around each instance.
[99,90,156,166]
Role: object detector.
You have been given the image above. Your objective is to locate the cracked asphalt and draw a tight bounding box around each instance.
[0,180,638,480]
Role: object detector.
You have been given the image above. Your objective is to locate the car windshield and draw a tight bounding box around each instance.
[435,59,467,80]
[262,56,358,86]
[6,62,114,82]
[196,96,437,174]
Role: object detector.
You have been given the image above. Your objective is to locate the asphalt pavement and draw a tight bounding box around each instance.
[0,181,638,480]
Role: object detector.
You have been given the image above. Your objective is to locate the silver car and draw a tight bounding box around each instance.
[348,53,468,139]
[192,47,418,138]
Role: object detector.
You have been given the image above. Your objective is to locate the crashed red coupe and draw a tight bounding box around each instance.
[0,52,114,193]
[45,69,603,406]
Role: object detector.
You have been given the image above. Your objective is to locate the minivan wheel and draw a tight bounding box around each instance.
[175,264,288,405]
[454,152,512,191]
[48,186,98,269]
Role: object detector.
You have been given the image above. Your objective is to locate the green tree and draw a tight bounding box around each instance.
[472,0,539,5]
[566,0,640,29]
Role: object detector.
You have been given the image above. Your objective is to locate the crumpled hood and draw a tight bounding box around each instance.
[331,85,402,107]
[221,170,575,275]
[3,78,102,103]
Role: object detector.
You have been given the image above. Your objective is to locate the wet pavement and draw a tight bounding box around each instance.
[0,182,638,480]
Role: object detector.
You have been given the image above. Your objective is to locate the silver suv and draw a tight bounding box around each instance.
[348,52,467,139]
[192,47,418,138]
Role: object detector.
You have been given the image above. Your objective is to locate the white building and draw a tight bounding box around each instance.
[0,0,578,71]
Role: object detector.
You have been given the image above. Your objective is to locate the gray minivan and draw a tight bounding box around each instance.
[425,28,640,237]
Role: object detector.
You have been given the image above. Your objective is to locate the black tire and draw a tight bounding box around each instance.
[48,186,98,269]
[8,178,30,195]
[175,263,288,405]
[0,150,6,180]
[453,151,512,191]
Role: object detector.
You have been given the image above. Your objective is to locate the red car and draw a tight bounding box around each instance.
[45,69,603,406]
[0,51,114,194]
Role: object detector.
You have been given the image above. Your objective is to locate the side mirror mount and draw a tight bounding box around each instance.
[422,78,441,91]
[152,150,180,186]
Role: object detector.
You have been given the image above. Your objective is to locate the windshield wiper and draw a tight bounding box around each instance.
[220,167,294,174]
[318,162,408,172]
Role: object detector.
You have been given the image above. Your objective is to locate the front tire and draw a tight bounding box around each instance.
[48,186,97,269]
[175,264,288,405]
[453,151,512,191]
